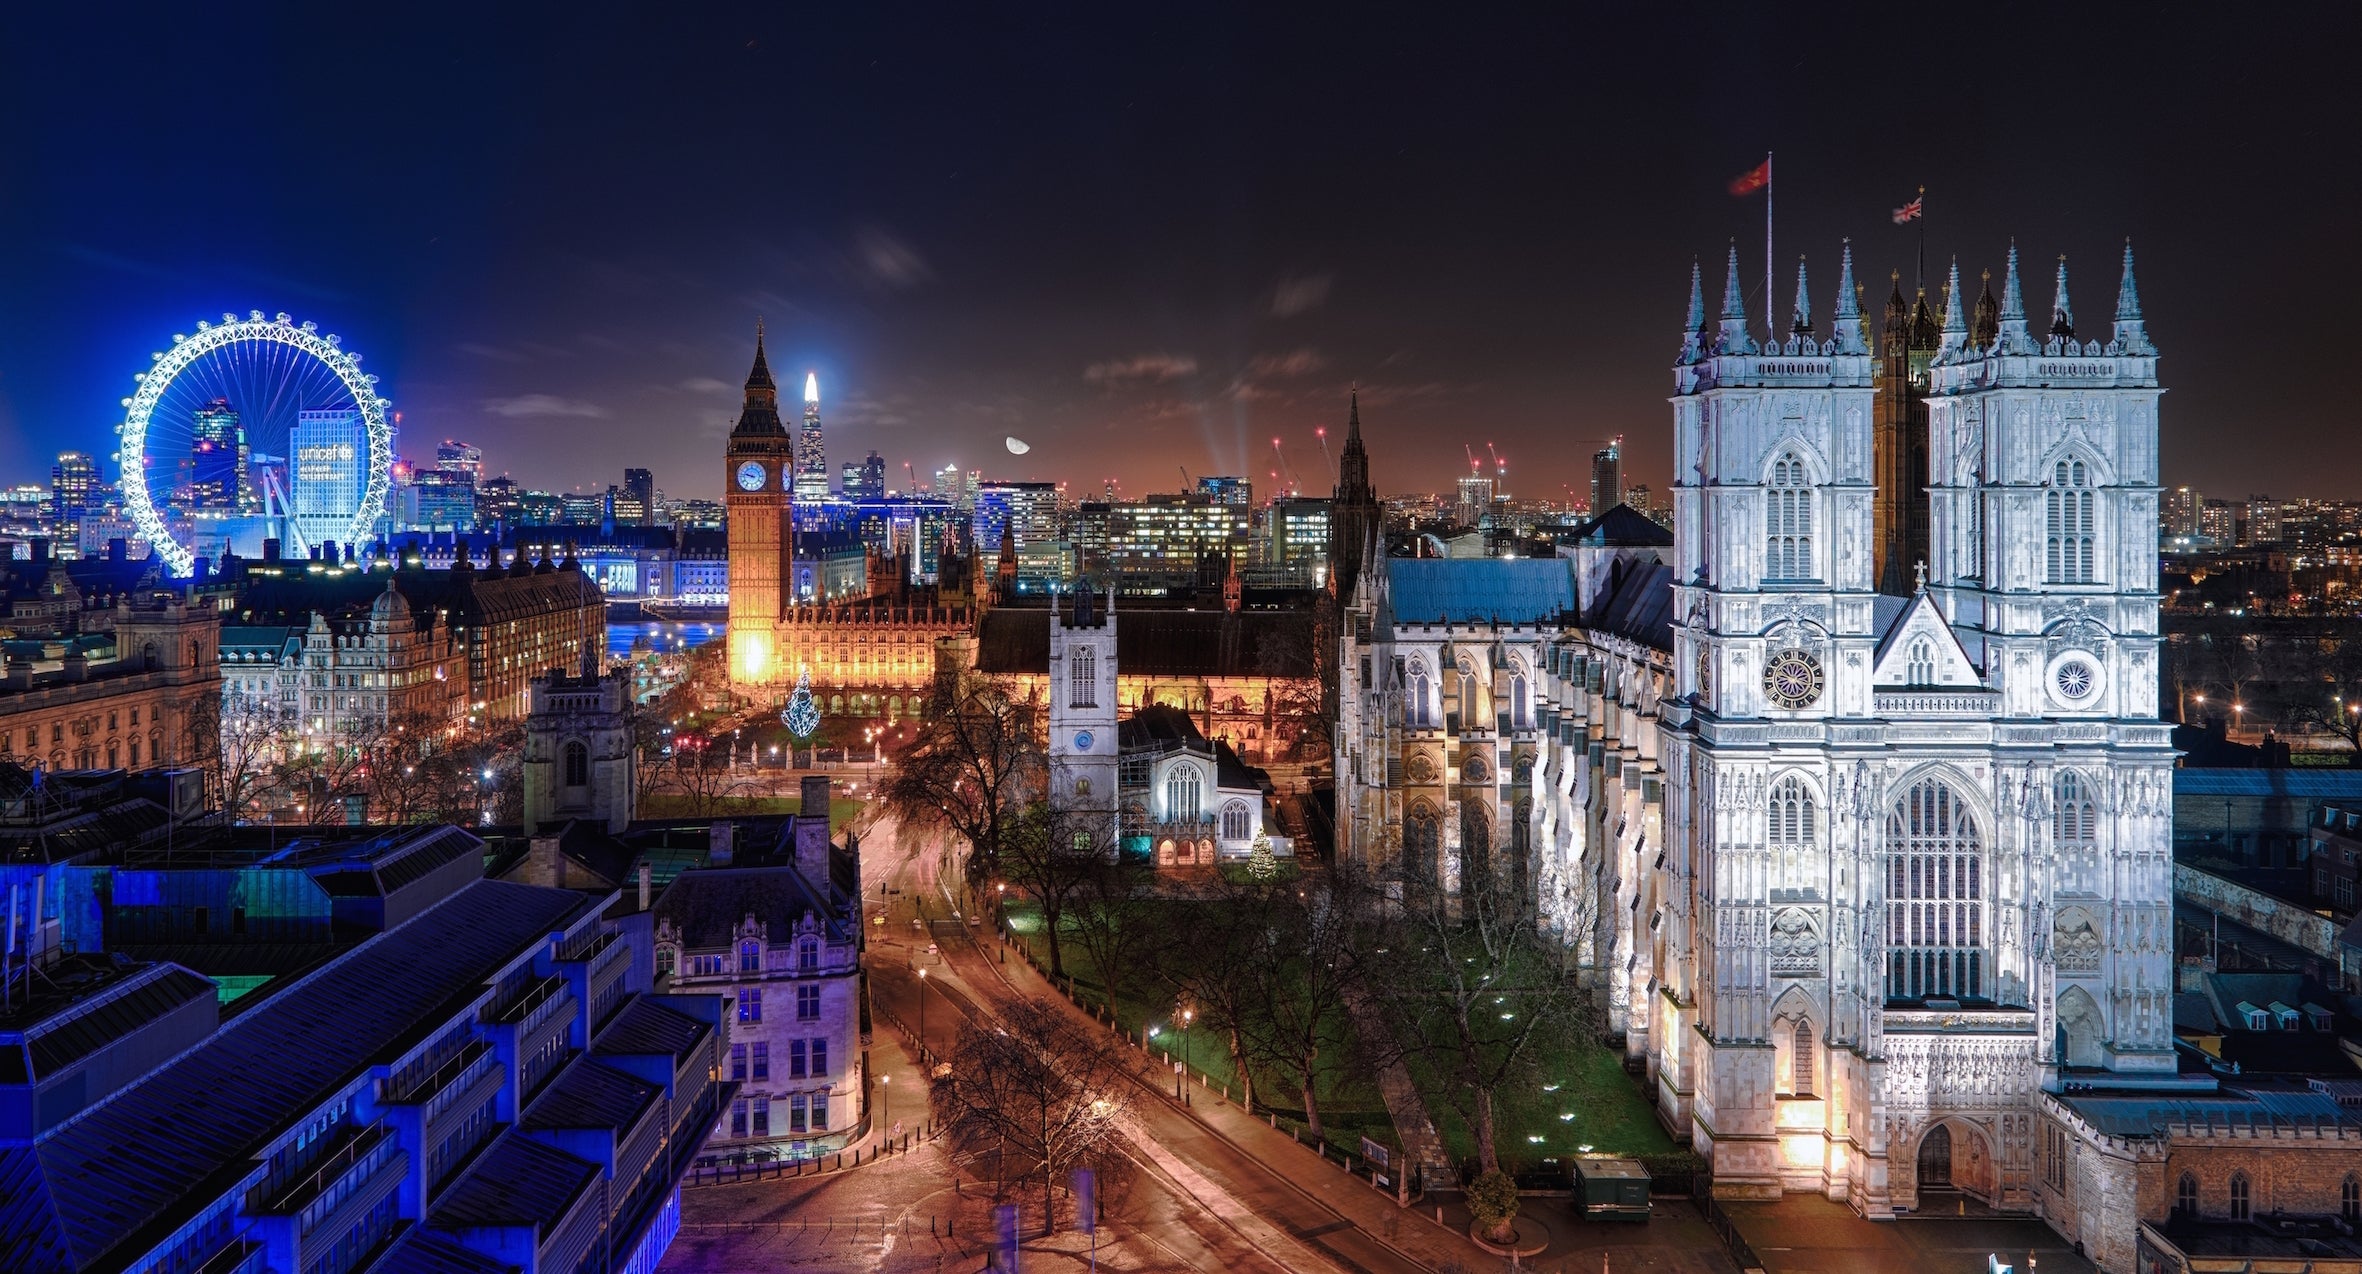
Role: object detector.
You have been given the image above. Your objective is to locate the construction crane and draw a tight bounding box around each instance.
[1270,437,1299,497]
[1487,442,1507,479]
[1315,425,1335,481]
[1179,465,1190,492]
[903,461,918,494]
[1463,443,1482,475]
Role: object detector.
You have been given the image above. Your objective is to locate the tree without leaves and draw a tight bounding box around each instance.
[1242,862,1379,1142]
[929,997,1132,1237]
[185,689,283,819]
[2282,632,2362,763]
[880,670,1042,890]
[997,800,1102,981]
[1063,855,1168,1020]
[1150,873,1276,1114]
[654,739,745,817]
[1375,873,1600,1176]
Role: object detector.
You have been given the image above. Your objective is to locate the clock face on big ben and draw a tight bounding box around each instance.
[736,460,767,491]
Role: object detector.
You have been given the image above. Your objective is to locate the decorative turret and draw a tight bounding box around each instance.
[1937,258,1969,359]
[1677,259,1708,365]
[1789,256,1813,337]
[2050,256,2075,338]
[2113,239,2155,356]
[1991,241,2037,356]
[1714,242,1757,356]
[1971,269,1999,350]
[1832,240,1868,356]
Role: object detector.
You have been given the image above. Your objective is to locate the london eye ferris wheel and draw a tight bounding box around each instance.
[114,311,393,577]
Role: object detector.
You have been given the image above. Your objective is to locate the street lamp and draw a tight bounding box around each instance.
[878,1071,890,1126]
[1179,1007,1194,1098]
[917,966,929,1057]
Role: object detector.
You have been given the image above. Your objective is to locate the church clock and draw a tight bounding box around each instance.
[736,460,768,491]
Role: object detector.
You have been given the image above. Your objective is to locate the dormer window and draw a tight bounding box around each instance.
[739,941,761,973]
[799,937,820,972]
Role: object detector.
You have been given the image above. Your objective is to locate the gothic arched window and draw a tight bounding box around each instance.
[2176,1172,2198,1217]
[1165,765,1203,822]
[2054,771,2100,896]
[1770,775,1818,895]
[1510,674,1530,729]
[563,740,588,787]
[2343,1174,2360,1223]
[1220,801,1251,841]
[1884,778,1985,1001]
[2229,1171,2250,1221]
[2046,458,2097,584]
[1407,662,1433,729]
[1790,1018,1815,1096]
[1765,452,1815,582]
[1907,639,1935,686]
[1070,645,1097,708]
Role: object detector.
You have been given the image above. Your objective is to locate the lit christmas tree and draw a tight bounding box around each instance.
[782,666,821,740]
[1247,829,1278,880]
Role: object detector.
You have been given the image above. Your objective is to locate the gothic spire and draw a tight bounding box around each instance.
[2050,255,2075,339]
[1678,259,1708,364]
[732,320,787,436]
[2113,239,2155,355]
[1832,240,1867,355]
[1715,241,1757,356]
[1937,258,1969,358]
[1790,256,1814,336]
[1993,241,2036,355]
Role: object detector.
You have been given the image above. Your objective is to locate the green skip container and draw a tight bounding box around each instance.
[1571,1155,1651,1220]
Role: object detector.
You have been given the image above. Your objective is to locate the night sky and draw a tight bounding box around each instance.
[2,7,2353,505]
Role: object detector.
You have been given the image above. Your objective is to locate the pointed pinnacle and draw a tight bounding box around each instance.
[1791,256,1813,334]
[1719,241,1746,321]
[1834,240,1860,321]
[2116,238,2143,321]
[1685,258,1705,332]
[2052,254,2075,337]
[1941,258,1966,333]
[2000,241,2026,321]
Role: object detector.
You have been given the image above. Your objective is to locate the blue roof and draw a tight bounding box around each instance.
[427,1130,601,1234]
[0,878,592,1274]
[1384,558,1576,626]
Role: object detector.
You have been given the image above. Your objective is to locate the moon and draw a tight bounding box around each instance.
[1005,436,1031,455]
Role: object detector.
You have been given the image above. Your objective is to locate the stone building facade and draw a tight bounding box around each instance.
[652,780,863,1159]
[0,591,220,773]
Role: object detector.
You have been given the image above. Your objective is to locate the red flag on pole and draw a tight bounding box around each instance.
[1727,159,1771,197]
[1892,196,1924,224]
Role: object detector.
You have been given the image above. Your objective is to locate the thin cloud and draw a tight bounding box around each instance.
[1085,353,1198,385]
[1248,348,1326,378]
[675,377,735,396]
[457,342,526,363]
[1270,272,1333,317]
[855,227,934,289]
[481,394,609,419]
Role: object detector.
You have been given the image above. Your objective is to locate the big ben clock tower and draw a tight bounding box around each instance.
[726,322,794,685]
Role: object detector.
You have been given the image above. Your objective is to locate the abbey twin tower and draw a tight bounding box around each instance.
[1339,234,2172,1239]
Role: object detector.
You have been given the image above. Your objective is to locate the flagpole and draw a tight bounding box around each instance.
[1765,152,1775,340]
[1915,185,1926,293]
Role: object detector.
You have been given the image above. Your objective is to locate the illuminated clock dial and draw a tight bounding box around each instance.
[736,460,767,491]
[1073,730,1094,750]
[1761,647,1824,711]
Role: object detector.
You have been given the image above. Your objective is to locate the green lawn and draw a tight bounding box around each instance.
[1407,1035,1678,1177]
[1002,901,1398,1160]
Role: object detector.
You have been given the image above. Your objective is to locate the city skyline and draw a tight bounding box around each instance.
[2,9,2355,504]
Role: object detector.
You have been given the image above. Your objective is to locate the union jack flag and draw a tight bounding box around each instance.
[1892,196,1924,224]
